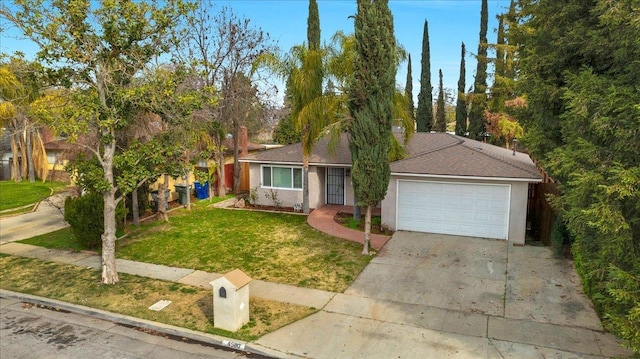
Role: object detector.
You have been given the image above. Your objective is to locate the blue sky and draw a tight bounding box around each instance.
[1,0,511,104]
[215,0,510,100]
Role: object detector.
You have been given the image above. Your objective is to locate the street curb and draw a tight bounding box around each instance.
[0,289,295,359]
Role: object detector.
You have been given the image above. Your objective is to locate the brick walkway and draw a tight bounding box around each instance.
[307,205,391,251]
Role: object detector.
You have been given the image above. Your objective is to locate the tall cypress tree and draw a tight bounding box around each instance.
[468,0,488,140]
[307,0,320,50]
[349,0,396,254]
[434,69,446,132]
[455,42,467,136]
[415,20,433,132]
[405,54,414,122]
[489,14,506,112]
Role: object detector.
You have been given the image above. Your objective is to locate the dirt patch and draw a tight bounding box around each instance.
[333,211,393,236]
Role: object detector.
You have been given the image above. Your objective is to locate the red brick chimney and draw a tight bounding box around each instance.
[41,127,54,144]
[239,126,249,158]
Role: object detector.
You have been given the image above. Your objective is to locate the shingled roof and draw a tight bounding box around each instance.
[241,133,542,181]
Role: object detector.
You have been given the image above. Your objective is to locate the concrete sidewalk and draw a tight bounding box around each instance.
[0,242,335,310]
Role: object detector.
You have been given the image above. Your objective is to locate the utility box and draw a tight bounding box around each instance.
[210,269,252,332]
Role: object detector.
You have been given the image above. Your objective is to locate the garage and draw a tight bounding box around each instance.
[396,180,510,240]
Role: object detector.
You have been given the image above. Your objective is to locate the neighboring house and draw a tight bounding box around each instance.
[150,126,267,201]
[240,132,543,245]
[41,128,76,182]
[0,127,72,182]
[0,129,11,180]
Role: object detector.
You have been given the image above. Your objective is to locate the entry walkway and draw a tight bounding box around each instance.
[307,205,391,250]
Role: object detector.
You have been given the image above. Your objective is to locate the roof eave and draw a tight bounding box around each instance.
[391,172,543,183]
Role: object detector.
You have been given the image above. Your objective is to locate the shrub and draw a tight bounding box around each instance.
[64,192,126,251]
[550,216,571,258]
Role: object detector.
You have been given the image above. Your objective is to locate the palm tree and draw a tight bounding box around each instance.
[0,62,50,183]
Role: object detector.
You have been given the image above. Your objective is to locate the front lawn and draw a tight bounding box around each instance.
[0,180,68,211]
[117,207,373,292]
[0,254,315,341]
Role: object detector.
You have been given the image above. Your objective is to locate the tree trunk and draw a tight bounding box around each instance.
[303,156,309,214]
[362,205,372,255]
[131,188,140,226]
[26,127,35,183]
[158,174,169,222]
[184,170,191,210]
[101,139,119,284]
[10,135,21,182]
[353,193,361,221]
[216,148,226,197]
[233,128,240,194]
[101,189,119,284]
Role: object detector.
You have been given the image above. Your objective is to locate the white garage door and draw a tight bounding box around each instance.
[397,180,510,240]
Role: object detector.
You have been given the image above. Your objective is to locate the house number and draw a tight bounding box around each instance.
[222,340,245,350]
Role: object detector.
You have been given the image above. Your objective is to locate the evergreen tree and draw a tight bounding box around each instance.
[404,54,414,122]
[489,14,506,112]
[455,42,467,136]
[434,69,446,132]
[515,0,640,352]
[307,0,320,50]
[468,0,488,140]
[415,20,433,132]
[349,0,396,254]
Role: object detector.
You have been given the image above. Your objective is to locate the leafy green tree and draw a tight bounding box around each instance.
[455,42,467,136]
[415,20,433,132]
[349,0,396,254]
[273,116,301,145]
[515,0,640,352]
[468,0,489,140]
[404,54,414,123]
[0,0,193,284]
[434,69,446,132]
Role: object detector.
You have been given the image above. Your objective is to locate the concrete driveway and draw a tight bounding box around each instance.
[346,231,601,329]
[257,232,632,358]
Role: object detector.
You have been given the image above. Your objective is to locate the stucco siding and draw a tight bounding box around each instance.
[248,163,328,209]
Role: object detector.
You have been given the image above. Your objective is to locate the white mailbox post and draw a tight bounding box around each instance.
[210,269,252,332]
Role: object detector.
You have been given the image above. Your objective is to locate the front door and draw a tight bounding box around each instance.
[326,168,345,205]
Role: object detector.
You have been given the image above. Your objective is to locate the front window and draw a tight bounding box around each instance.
[262,166,302,189]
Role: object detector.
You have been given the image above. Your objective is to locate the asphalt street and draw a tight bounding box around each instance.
[0,295,269,359]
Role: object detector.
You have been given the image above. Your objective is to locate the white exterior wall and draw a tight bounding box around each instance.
[382,175,531,245]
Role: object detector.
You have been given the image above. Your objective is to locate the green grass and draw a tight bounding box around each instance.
[20,227,82,251]
[116,206,373,292]
[18,201,374,292]
[0,180,68,211]
[0,255,316,341]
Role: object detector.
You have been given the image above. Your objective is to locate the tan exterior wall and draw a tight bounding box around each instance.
[381,176,531,245]
[247,163,359,209]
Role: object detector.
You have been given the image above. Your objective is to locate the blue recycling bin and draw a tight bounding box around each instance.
[194,181,209,199]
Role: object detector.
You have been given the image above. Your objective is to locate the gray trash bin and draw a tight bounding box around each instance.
[174,184,192,205]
